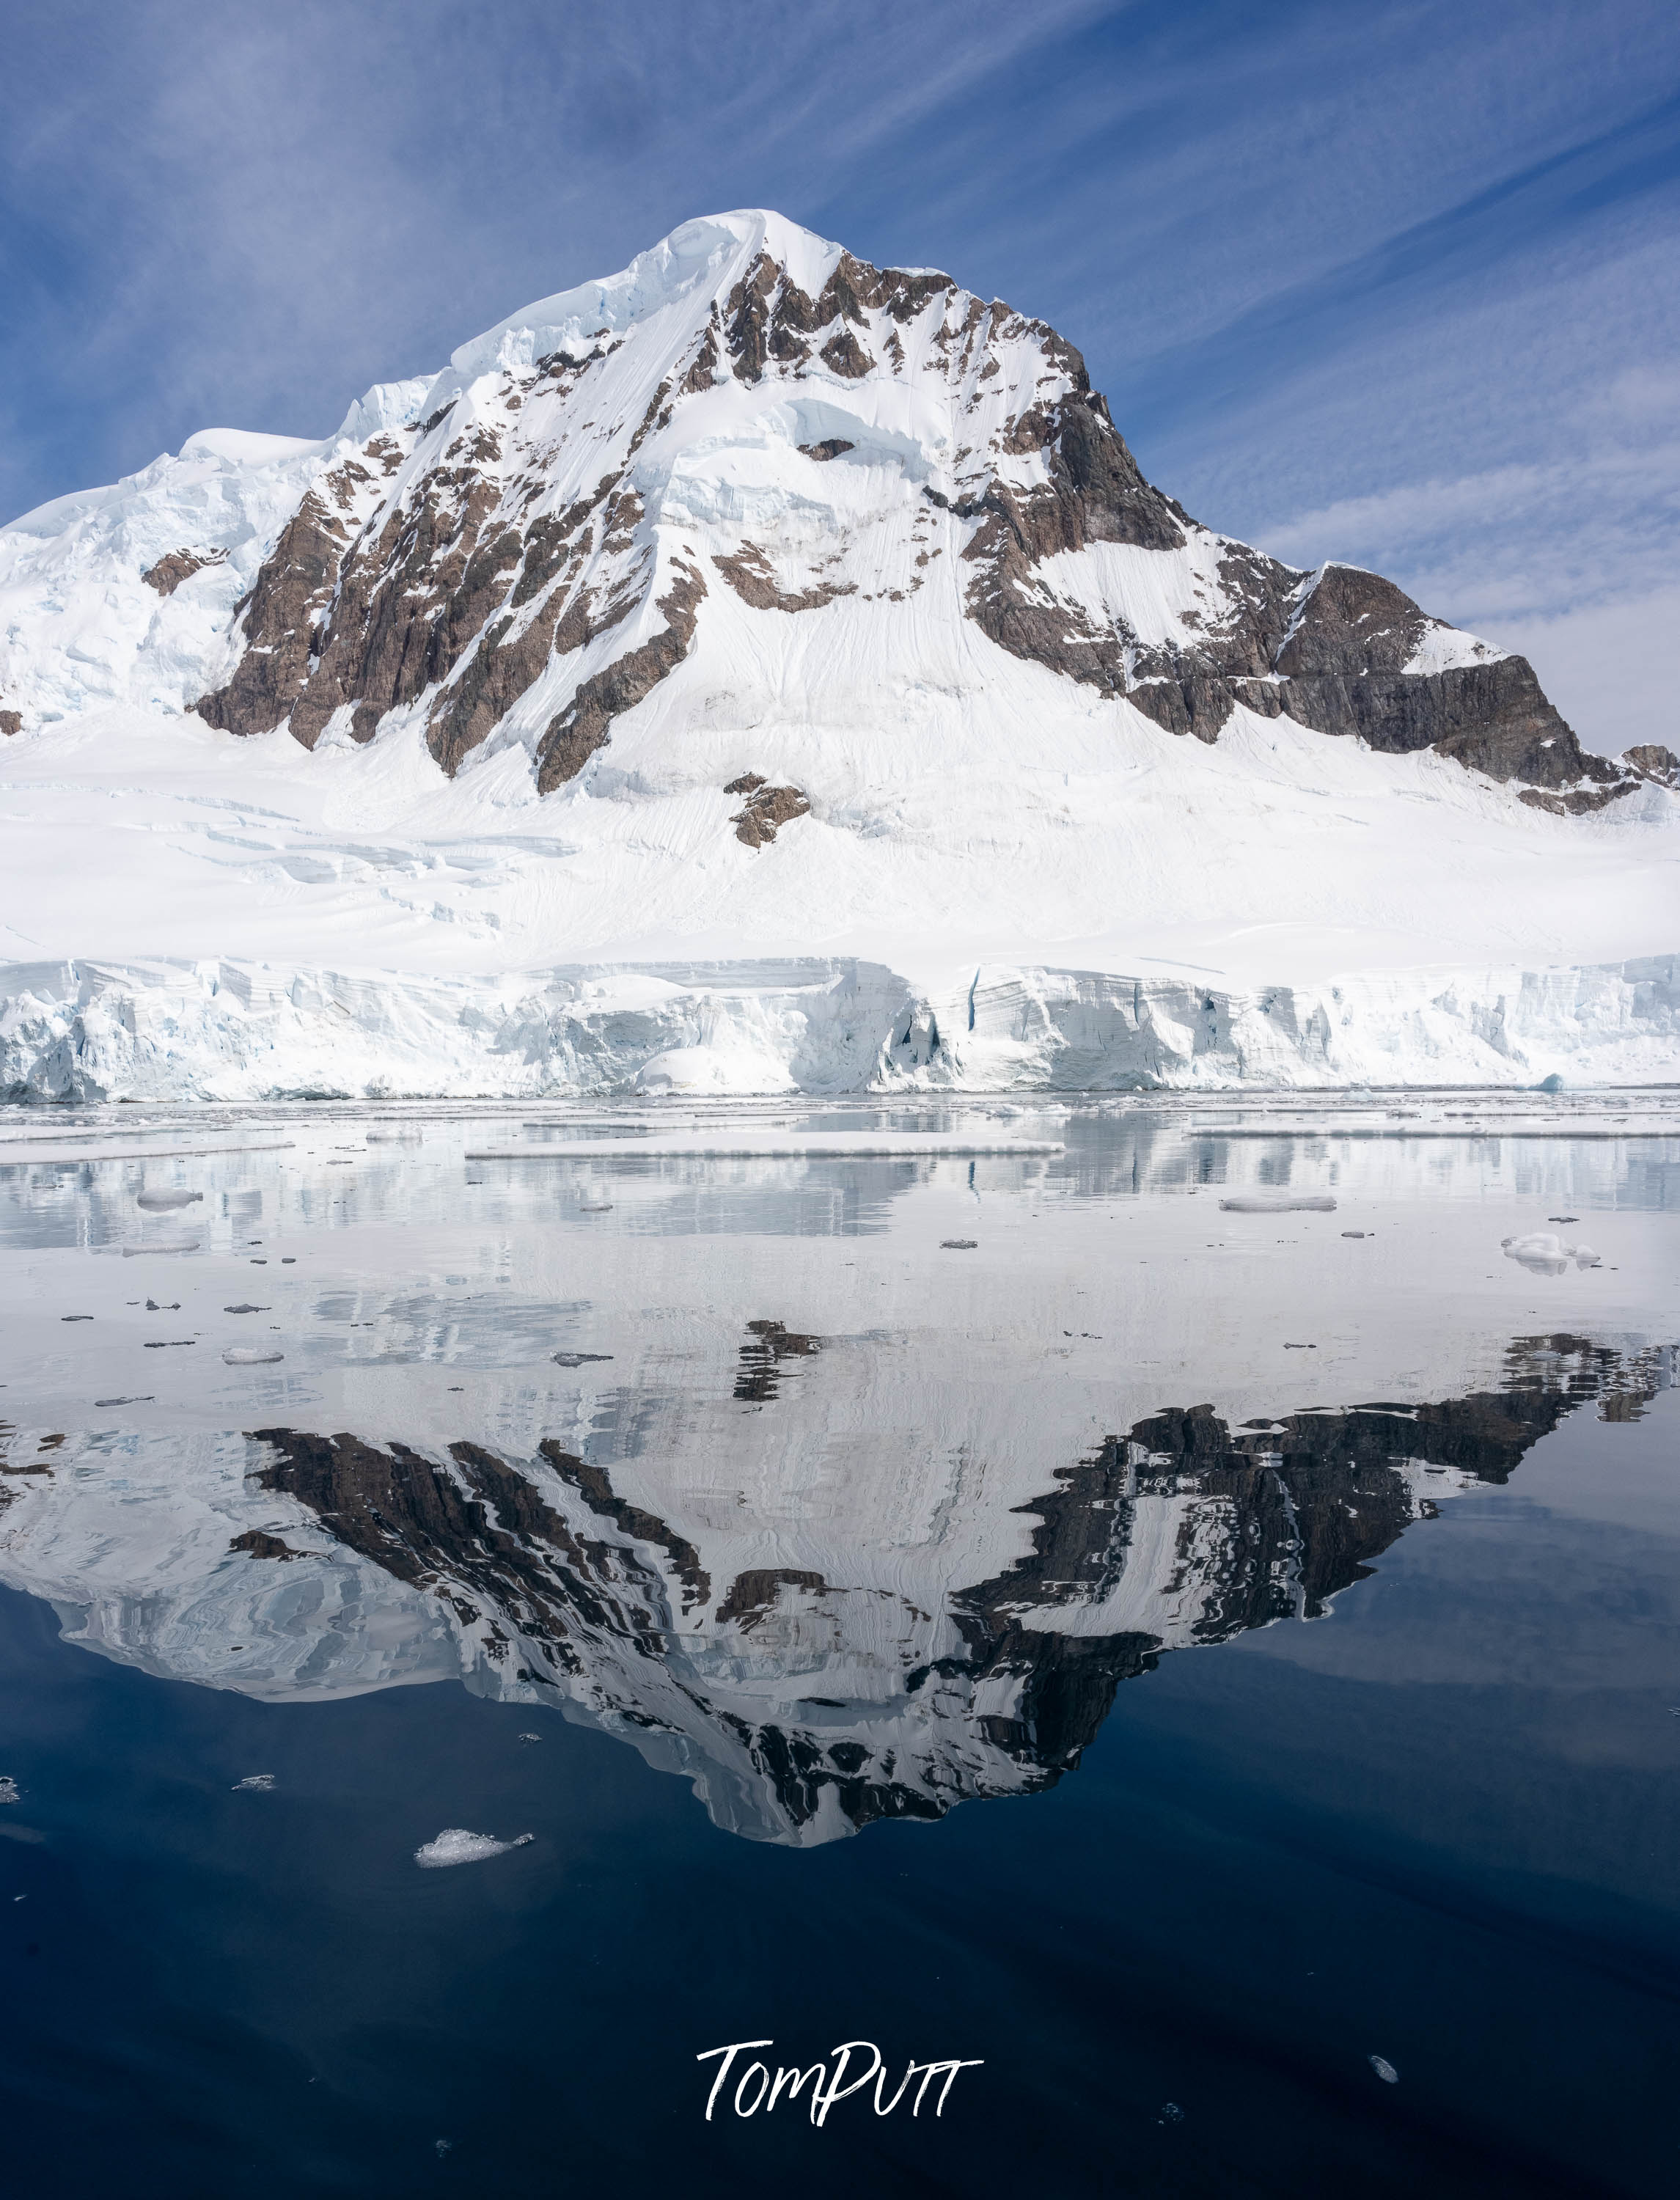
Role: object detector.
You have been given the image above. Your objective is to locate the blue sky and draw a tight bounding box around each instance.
[4,0,1676,742]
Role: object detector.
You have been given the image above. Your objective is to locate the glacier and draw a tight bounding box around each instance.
[2,950,1677,1101]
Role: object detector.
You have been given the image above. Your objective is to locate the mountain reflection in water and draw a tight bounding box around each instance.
[72,1332,1645,1846]
[4,1099,1676,1849]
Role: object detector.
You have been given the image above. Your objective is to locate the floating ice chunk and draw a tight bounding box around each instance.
[1502,1233,1601,1275]
[95,1396,154,1406]
[577,1201,614,1213]
[136,1189,203,1211]
[942,1239,979,1249]
[1219,1193,1336,1213]
[414,1828,534,1868]
[224,1346,285,1365]
[0,1777,18,1805]
[551,1351,613,1367]
[517,1732,543,1744]
[232,1773,275,1792]
[123,1238,200,1255]
[1368,2055,1399,2083]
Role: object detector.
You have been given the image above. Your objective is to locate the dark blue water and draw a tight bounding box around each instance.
[1,1100,1677,2196]
[1,1393,1674,2197]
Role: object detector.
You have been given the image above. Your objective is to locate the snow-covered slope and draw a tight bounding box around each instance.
[1,209,1675,1095]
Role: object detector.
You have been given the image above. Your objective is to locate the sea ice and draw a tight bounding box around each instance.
[414,1828,535,1868]
[1501,1233,1602,1275]
[1218,1193,1337,1213]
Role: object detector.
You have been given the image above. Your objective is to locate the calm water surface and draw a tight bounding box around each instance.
[1,1094,1677,2197]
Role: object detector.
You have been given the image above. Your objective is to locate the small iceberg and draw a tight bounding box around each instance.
[137,1189,203,1211]
[224,1346,285,1365]
[1502,1232,1601,1275]
[1219,1193,1337,1213]
[414,1827,534,1869]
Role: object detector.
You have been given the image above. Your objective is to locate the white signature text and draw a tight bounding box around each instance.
[698,2038,983,2125]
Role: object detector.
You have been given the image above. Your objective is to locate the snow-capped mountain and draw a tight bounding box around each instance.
[1,210,1676,1096]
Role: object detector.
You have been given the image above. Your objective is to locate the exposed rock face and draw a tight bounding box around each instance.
[727,775,810,847]
[1625,744,1679,786]
[178,210,1632,812]
[994,533,1626,793]
[142,548,226,596]
[197,491,353,738]
[535,561,705,792]
[0,708,20,738]
[712,542,854,613]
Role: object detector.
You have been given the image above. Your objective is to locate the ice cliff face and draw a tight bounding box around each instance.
[0,209,1652,810]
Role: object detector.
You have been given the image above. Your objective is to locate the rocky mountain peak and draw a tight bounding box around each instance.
[0,210,1643,816]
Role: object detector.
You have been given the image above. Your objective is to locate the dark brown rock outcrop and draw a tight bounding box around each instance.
[143,548,226,596]
[535,562,706,792]
[196,491,351,737]
[1624,743,1679,785]
[727,775,811,847]
[712,541,855,614]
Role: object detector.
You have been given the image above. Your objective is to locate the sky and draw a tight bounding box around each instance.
[2,0,1676,747]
